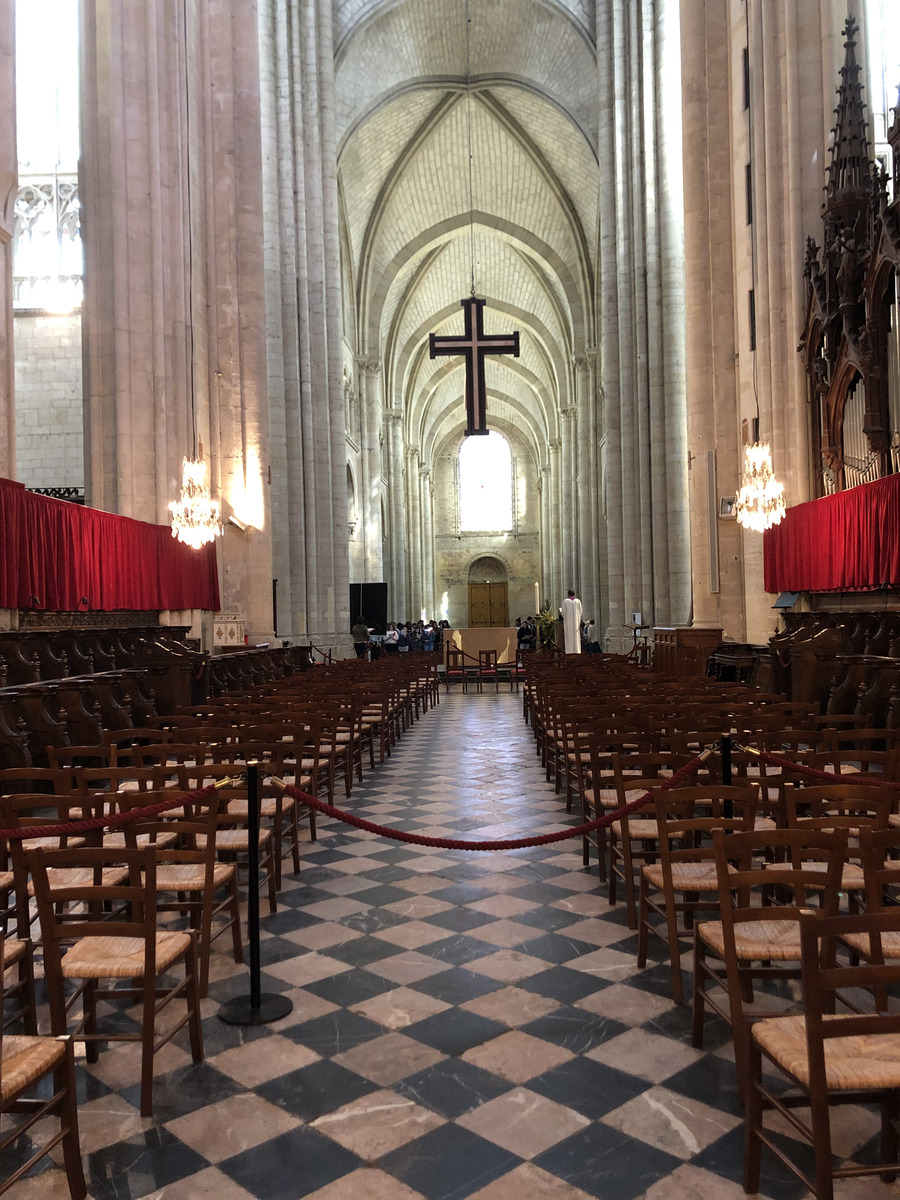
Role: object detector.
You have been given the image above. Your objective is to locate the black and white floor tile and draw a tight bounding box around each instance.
[8,689,893,1199]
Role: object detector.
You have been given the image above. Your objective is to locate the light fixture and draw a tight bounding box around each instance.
[227,514,247,533]
[734,419,786,532]
[733,16,785,536]
[170,452,222,549]
[168,0,222,552]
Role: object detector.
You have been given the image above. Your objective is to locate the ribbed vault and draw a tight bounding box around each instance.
[335,0,606,624]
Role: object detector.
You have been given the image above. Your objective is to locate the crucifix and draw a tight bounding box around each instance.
[429,297,520,436]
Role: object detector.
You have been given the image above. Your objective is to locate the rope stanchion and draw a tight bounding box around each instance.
[274,748,713,853]
[219,763,293,1026]
[0,778,239,841]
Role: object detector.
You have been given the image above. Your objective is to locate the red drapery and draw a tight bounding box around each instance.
[0,478,220,611]
[763,473,900,593]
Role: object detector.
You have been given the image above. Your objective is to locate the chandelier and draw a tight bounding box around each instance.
[169,456,222,549]
[734,434,786,533]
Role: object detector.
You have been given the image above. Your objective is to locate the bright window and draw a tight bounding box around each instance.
[14,0,81,311]
[459,431,513,531]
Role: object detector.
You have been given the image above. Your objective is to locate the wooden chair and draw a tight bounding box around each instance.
[445,648,468,692]
[0,934,86,1198]
[0,793,96,965]
[118,790,243,999]
[45,744,113,771]
[842,826,900,1006]
[475,648,500,693]
[606,754,696,928]
[0,860,35,1034]
[745,907,900,1200]
[25,843,204,1117]
[692,826,847,1102]
[636,785,758,1004]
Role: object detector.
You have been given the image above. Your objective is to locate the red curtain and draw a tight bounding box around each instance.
[0,478,220,611]
[763,473,900,593]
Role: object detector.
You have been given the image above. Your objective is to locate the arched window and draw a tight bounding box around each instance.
[458,431,513,532]
[14,0,81,312]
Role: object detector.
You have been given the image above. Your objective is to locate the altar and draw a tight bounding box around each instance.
[445,627,517,664]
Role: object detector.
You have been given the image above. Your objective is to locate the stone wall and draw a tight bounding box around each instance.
[13,311,83,488]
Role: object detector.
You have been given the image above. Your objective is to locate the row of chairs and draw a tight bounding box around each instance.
[1,653,442,1195]
[444,647,521,692]
[523,656,900,1198]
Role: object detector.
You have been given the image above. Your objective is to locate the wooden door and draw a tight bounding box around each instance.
[468,583,508,627]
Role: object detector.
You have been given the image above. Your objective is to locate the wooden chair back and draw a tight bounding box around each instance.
[783,781,895,832]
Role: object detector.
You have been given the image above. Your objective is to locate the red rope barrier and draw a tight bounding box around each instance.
[279,752,708,852]
[0,785,218,841]
[752,749,900,788]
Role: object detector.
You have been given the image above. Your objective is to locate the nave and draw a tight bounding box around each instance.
[11,690,871,1200]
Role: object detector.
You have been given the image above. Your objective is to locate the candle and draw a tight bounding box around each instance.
[534,581,540,615]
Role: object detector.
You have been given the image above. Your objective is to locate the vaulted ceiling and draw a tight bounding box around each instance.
[334,0,599,464]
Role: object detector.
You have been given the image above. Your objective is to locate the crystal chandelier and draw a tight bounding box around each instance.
[734,430,786,533]
[168,9,222,553]
[169,456,222,549]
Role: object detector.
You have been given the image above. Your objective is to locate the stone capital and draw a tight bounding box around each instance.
[355,355,380,377]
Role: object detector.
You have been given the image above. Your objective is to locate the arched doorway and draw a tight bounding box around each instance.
[468,557,508,627]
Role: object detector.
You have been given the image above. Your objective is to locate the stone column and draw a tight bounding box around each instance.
[384,409,406,617]
[548,439,563,609]
[80,0,273,639]
[574,353,601,623]
[597,0,690,649]
[258,0,349,650]
[680,0,846,643]
[0,0,14,480]
[538,465,549,612]
[680,0,743,638]
[355,354,384,581]
[405,443,420,618]
[560,407,578,594]
[419,462,434,619]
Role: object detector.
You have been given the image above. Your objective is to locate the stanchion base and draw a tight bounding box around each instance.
[217,994,294,1026]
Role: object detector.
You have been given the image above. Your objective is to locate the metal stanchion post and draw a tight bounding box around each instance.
[219,762,293,1026]
[721,734,733,819]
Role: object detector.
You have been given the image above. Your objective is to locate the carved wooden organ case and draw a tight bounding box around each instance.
[800,17,900,496]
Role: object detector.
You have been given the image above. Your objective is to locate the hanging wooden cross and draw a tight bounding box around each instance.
[429,297,520,436]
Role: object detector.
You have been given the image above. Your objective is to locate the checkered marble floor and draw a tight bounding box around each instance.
[11,691,894,1199]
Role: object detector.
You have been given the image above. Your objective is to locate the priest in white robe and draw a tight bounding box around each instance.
[561,590,583,654]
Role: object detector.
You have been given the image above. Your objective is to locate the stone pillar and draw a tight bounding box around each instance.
[419,463,434,619]
[740,0,842,641]
[574,353,601,624]
[548,439,563,609]
[538,465,549,612]
[405,443,420,617]
[0,0,14,480]
[680,0,847,643]
[258,0,349,650]
[384,409,406,617]
[355,354,384,581]
[80,0,274,639]
[597,0,690,650]
[560,407,578,594]
[681,0,743,638]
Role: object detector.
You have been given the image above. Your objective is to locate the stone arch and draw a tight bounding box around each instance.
[467,555,508,583]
